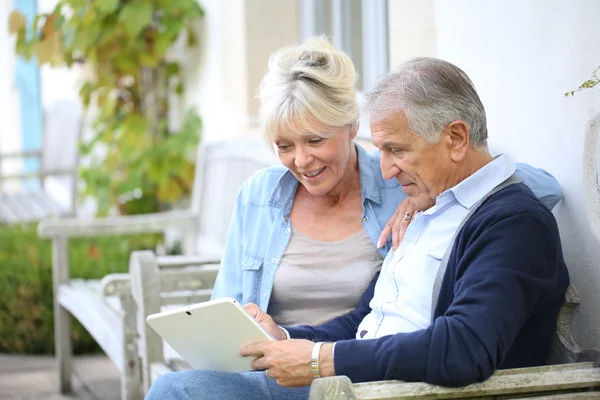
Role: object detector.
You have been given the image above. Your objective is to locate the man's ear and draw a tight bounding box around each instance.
[443,120,470,162]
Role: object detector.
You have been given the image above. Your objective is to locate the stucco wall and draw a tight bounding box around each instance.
[387,0,436,68]
[432,0,600,350]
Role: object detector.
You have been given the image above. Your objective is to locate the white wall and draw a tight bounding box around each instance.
[182,0,298,142]
[387,0,436,68]
[433,0,600,351]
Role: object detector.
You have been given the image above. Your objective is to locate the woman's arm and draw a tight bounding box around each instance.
[211,182,248,302]
[515,163,562,210]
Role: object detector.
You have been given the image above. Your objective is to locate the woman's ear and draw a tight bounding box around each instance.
[349,122,359,140]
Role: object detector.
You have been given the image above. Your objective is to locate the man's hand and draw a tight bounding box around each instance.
[377,194,434,250]
[244,303,287,341]
[240,340,335,387]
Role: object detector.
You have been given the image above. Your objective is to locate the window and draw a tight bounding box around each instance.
[298,0,389,139]
[298,0,388,92]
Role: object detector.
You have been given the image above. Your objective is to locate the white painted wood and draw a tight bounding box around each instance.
[38,209,198,238]
[155,255,221,268]
[41,138,279,399]
[160,289,213,306]
[150,362,173,382]
[0,100,80,223]
[51,237,72,394]
[310,363,600,400]
[58,281,123,368]
[120,292,142,400]
[158,265,219,292]
[130,251,164,394]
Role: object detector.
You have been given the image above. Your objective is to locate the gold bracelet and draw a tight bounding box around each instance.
[311,342,324,379]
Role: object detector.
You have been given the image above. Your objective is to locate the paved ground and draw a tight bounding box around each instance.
[0,354,120,400]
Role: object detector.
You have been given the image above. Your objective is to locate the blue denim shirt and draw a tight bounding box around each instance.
[211,144,563,311]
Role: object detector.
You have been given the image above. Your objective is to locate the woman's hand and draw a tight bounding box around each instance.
[377,194,434,251]
[244,303,287,341]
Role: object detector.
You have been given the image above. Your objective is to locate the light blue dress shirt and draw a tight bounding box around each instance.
[357,154,516,338]
[211,144,562,312]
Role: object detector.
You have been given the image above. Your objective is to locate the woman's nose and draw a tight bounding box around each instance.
[294,146,313,168]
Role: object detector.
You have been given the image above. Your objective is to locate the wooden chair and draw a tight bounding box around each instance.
[37,138,279,399]
[309,285,600,399]
[0,99,81,224]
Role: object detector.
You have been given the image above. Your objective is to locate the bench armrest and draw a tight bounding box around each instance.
[38,209,198,238]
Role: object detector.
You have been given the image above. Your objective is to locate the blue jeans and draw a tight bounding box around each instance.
[145,370,311,400]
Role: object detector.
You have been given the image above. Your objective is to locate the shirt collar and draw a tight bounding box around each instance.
[268,142,382,213]
[446,153,516,209]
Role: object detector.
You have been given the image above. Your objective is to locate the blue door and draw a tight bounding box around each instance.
[14,0,42,188]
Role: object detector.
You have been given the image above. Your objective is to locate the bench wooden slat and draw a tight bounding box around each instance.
[156,255,221,268]
[8,192,41,221]
[29,189,67,215]
[0,193,31,222]
[58,280,124,369]
[160,288,213,306]
[510,392,600,399]
[159,266,219,292]
[495,361,596,376]
[350,368,600,400]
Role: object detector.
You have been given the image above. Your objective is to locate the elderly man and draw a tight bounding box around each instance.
[146,58,569,400]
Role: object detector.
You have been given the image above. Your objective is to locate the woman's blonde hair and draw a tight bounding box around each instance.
[258,36,359,144]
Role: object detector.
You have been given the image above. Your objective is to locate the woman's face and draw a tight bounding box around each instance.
[275,125,357,198]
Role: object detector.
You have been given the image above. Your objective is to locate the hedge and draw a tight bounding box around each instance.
[0,223,162,354]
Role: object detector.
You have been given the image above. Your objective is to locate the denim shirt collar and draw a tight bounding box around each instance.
[267,143,382,215]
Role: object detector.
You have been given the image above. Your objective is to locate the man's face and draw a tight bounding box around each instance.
[371,112,452,202]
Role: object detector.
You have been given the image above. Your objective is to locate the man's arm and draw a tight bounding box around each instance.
[515,163,562,210]
[284,271,379,342]
[330,211,567,386]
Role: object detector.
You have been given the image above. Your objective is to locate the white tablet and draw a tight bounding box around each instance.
[146,297,274,373]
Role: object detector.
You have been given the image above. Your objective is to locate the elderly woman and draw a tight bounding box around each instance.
[209,37,561,327]
[146,38,562,400]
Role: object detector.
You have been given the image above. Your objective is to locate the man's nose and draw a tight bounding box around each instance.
[380,152,399,180]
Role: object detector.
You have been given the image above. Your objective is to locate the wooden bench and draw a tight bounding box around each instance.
[0,100,80,224]
[123,246,600,400]
[37,138,278,399]
[309,285,600,399]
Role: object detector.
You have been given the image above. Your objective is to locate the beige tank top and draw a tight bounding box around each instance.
[268,227,383,326]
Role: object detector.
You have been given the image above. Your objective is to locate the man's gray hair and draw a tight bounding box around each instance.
[365,57,488,147]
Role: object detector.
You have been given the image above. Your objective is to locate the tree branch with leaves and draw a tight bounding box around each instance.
[9,0,203,215]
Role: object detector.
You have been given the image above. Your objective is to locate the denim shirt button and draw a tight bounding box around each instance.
[363,216,368,222]
[271,258,278,264]
[286,228,291,234]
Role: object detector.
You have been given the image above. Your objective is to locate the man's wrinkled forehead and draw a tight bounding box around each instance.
[370,112,414,146]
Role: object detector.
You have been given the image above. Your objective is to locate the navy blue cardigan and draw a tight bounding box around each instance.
[285,183,569,387]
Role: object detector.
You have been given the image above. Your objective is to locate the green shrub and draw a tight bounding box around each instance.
[0,223,162,354]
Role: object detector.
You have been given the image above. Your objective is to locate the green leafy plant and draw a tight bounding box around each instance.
[565,66,600,97]
[0,224,162,354]
[9,0,203,215]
